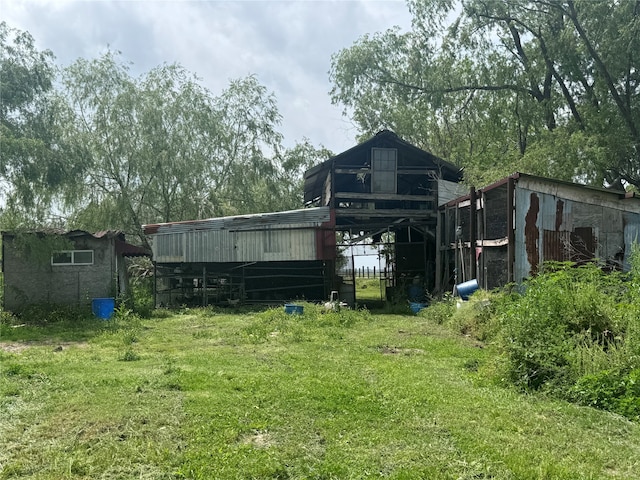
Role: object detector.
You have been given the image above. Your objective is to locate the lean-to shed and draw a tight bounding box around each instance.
[438,173,640,292]
[143,207,335,306]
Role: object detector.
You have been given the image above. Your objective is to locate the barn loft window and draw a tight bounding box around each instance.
[51,250,94,266]
[372,148,397,194]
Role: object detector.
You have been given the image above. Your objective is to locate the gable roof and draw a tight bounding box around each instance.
[303,130,462,205]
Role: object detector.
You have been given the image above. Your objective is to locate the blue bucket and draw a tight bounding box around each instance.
[409,302,426,315]
[456,279,479,300]
[92,298,115,319]
[284,304,304,315]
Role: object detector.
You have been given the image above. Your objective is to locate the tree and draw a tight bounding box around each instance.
[0,22,73,223]
[270,139,333,211]
[57,53,297,244]
[330,0,640,188]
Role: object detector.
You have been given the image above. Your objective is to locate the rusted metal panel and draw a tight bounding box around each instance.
[517,174,640,213]
[143,207,331,236]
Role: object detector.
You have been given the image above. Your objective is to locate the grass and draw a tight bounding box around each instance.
[355,277,384,302]
[1,305,640,479]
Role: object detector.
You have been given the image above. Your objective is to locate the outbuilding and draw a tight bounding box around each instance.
[438,173,640,292]
[1,230,149,312]
[143,207,336,306]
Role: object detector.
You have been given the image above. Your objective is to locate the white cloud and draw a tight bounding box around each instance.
[1,0,411,152]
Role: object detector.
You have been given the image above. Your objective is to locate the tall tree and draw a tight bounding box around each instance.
[0,22,73,223]
[57,53,295,243]
[330,0,640,188]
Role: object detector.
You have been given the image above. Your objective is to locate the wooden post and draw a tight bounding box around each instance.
[469,187,477,280]
[507,176,515,283]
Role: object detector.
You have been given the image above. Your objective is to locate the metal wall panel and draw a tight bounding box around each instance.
[146,207,330,264]
[515,184,638,281]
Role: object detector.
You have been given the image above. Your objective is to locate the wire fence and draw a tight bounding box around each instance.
[340,267,387,278]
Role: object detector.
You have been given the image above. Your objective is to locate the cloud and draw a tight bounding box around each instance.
[2,0,411,152]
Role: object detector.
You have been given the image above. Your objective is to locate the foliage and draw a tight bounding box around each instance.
[570,368,640,420]
[125,257,155,318]
[1,24,329,236]
[434,288,514,341]
[495,262,628,390]
[0,21,74,220]
[330,0,640,188]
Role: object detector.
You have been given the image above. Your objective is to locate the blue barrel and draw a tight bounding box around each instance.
[92,298,115,319]
[284,304,304,315]
[456,279,479,300]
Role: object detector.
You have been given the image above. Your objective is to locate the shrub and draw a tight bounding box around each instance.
[496,262,627,391]
[445,289,514,341]
[571,368,640,420]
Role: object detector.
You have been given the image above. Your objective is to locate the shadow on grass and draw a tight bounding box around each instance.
[0,304,123,343]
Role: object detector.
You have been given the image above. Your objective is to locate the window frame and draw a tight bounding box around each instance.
[371,147,398,194]
[51,250,95,266]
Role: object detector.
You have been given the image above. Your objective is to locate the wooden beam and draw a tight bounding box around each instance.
[335,209,437,219]
[335,191,435,202]
[335,168,371,175]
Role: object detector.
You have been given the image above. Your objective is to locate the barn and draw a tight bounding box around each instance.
[304,129,463,303]
[438,173,640,292]
[143,130,464,307]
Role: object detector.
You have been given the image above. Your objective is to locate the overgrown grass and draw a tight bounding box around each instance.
[426,260,640,421]
[2,303,639,478]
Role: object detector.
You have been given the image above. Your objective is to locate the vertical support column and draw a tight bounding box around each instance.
[435,210,442,293]
[469,187,477,280]
[153,263,157,308]
[507,176,516,283]
[202,265,207,307]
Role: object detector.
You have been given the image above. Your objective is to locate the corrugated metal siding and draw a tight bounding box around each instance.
[147,207,330,263]
[515,185,638,280]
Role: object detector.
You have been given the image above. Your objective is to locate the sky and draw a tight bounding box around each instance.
[2,0,413,154]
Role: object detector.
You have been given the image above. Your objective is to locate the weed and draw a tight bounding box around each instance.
[120,348,140,362]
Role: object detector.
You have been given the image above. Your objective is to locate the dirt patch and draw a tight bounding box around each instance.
[239,430,274,449]
[0,341,89,354]
[378,345,425,356]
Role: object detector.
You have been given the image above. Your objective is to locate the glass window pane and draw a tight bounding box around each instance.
[74,251,94,264]
[52,251,72,264]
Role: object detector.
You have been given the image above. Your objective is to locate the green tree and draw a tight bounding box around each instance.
[0,22,73,223]
[57,53,291,244]
[330,0,640,188]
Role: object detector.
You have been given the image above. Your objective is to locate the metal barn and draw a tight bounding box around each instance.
[143,207,335,306]
[437,173,640,292]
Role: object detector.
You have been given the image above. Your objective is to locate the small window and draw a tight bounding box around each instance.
[372,148,397,193]
[52,250,94,266]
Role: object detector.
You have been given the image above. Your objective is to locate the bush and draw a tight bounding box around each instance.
[447,289,514,341]
[571,368,640,420]
[496,262,627,391]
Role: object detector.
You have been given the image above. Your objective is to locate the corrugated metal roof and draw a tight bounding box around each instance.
[143,207,331,236]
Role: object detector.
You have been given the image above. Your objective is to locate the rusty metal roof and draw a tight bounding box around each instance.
[143,206,332,236]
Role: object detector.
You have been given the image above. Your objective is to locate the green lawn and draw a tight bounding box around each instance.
[1,306,639,479]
